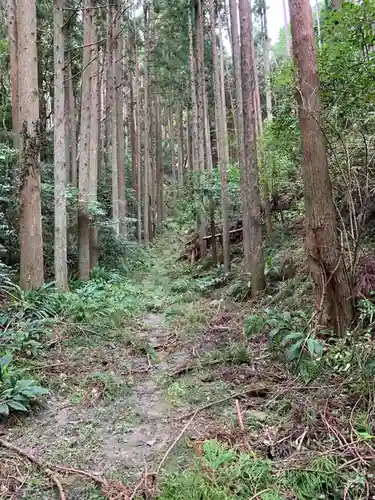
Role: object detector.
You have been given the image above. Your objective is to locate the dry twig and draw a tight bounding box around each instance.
[0,438,66,500]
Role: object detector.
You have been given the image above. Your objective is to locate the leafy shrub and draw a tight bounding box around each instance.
[0,354,49,416]
[159,440,347,499]
[244,309,324,365]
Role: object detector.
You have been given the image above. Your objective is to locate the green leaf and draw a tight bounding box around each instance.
[285,339,304,362]
[21,386,49,397]
[13,394,28,402]
[7,400,28,412]
[14,380,33,391]
[0,355,12,370]
[0,403,9,415]
[280,331,304,347]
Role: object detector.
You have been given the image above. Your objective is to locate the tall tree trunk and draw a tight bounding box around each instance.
[134,43,142,243]
[54,0,68,290]
[155,94,163,231]
[186,109,192,176]
[263,3,272,121]
[282,0,292,56]
[196,0,207,258]
[169,107,176,202]
[7,0,19,149]
[18,0,44,290]
[176,104,184,184]
[129,42,137,218]
[219,24,230,167]
[143,2,150,246]
[209,0,230,272]
[89,8,100,268]
[189,12,199,174]
[252,40,263,137]
[239,0,265,295]
[67,58,77,188]
[289,0,353,335]
[78,0,92,280]
[111,5,119,236]
[117,16,126,237]
[229,0,250,270]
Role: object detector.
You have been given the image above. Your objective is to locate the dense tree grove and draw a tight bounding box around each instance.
[2,0,375,498]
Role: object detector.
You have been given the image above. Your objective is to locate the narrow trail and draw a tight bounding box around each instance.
[3,302,202,497]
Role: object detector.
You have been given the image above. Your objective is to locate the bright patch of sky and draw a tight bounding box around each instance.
[267,0,316,44]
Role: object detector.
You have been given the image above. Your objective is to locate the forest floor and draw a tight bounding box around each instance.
[1,233,374,499]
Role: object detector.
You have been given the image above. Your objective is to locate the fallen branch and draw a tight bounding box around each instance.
[203,227,243,241]
[0,438,66,500]
[235,399,244,430]
[156,410,198,474]
[53,464,108,487]
[176,384,269,421]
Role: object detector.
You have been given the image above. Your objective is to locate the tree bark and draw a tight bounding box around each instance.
[155,94,163,231]
[188,15,198,178]
[116,15,126,237]
[54,0,68,290]
[209,0,230,272]
[263,3,272,121]
[89,7,100,268]
[18,0,44,290]
[282,0,292,57]
[219,24,230,167]
[78,0,92,280]
[289,0,353,334]
[229,0,251,270]
[111,5,119,236]
[239,0,265,295]
[67,60,77,188]
[134,39,142,243]
[7,0,19,149]
[143,2,150,246]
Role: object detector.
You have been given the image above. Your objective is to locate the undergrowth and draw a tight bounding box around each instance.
[159,439,354,499]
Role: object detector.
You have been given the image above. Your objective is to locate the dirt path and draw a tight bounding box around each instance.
[2,311,197,498]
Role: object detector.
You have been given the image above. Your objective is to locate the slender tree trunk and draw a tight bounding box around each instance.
[54,0,68,290]
[315,0,321,47]
[89,9,100,268]
[219,24,230,167]
[229,0,250,270]
[209,0,230,271]
[263,3,272,121]
[186,109,193,179]
[78,0,92,280]
[155,94,163,231]
[239,0,265,295]
[289,0,353,335]
[117,16,126,237]
[196,0,207,258]
[189,12,199,174]
[282,0,292,56]
[7,0,19,149]
[111,5,119,236]
[331,0,341,8]
[18,0,44,290]
[67,58,77,188]
[252,40,263,137]
[143,2,150,246]
[135,47,142,243]
[129,46,137,217]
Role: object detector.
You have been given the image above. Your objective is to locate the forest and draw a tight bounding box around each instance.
[1,0,375,498]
